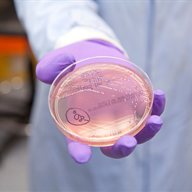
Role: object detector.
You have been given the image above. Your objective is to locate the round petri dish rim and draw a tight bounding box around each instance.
[48,56,154,146]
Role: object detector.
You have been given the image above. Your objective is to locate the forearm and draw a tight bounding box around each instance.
[14,0,123,59]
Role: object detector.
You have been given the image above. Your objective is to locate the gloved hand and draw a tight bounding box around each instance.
[36,39,166,163]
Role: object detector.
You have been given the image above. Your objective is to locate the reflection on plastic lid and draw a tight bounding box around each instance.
[49,56,153,146]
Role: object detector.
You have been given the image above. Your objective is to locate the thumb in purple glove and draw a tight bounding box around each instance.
[36,54,75,84]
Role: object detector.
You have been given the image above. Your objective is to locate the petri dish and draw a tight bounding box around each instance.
[49,56,153,147]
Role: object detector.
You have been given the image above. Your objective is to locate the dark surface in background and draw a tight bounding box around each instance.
[0,0,24,35]
[0,0,35,162]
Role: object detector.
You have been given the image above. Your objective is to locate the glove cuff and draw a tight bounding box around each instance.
[54,26,128,58]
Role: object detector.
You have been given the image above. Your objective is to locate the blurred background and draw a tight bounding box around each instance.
[0,0,35,191]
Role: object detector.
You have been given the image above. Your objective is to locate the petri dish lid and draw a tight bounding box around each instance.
[49,56,154,147]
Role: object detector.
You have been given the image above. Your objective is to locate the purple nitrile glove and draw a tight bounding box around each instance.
[36,39,166,163]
